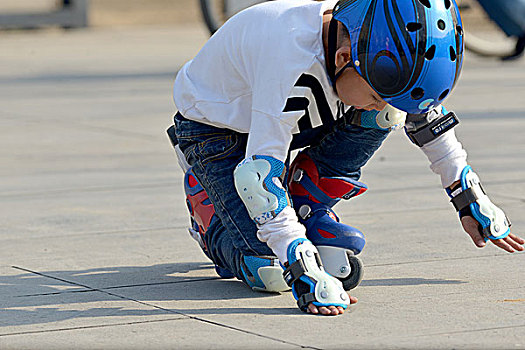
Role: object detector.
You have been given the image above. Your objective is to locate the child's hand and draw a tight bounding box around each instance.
[461,215,525,252]
[306,296,358,315]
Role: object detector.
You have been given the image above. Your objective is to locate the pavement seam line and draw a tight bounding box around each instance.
[0,181,179,199]
[15,277,222,297]
[10,266,320,350]
[366,252,509,267]
[0,226,185,241]
[411,323,525,338]
[0,317,186,337]
[1,109,160,142]
[0,226,192,241]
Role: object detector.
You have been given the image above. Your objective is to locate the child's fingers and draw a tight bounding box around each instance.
[508,233,525,245]
[307,304,345,315]
[491,238,515,253]
[307,304,318,314]
[503,235,525,251]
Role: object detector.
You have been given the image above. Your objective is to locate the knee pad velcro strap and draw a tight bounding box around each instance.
[234,156,290,225]
[450,166,511,240]
[283,238,350,311]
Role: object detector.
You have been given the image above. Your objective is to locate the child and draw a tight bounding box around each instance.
[168,0,524,316]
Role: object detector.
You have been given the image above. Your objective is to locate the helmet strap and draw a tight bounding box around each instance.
[327,17,353,96]
[327,17,339,92]
[334,62,353,81]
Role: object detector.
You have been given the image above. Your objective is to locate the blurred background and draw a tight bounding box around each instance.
[0,0,522,59]
[0,0,200,27]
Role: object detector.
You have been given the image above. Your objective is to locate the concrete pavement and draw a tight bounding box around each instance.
[0,24,524,349]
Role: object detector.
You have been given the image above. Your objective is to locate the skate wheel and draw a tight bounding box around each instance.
[340,255,364,291]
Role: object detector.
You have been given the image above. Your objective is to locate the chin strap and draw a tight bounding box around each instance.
[327,17,338,88]
[328,17,357,96]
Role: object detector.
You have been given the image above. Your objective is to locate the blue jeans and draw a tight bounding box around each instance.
[173,112,389,282]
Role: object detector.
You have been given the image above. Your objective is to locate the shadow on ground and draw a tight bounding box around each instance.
[361,278,466,287]
[0,262,467,328]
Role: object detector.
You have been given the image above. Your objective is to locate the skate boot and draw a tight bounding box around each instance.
[288,152,367,290]
[184,168,234,278]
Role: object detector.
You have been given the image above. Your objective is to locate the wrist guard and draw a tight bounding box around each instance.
[449,166,511,241]
[283,238,349,311]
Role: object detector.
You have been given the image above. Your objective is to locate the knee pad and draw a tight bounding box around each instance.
[450,166,511,240]
[185,168,234,279]
[184,168,216,251]
[234,156,290,225]
[288,152,367,254]
[240,255,289,292]
[288,152,367,206]
[283,238,350,311]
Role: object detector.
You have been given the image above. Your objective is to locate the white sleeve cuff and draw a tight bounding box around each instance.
[256,206,306,264]
[420,129,468,188]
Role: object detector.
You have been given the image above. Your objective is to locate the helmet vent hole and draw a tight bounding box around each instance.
[406,22,423,32]
[418,0,431,8]
[444,0,451,9]
[439,89,450,101]
[425,45,436,60]
[437,19,446,30]
[411,88,425,100]
[456,25,464,35]
[450,46,457,61]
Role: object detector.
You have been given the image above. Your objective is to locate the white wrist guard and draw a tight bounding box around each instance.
[283,238,349,311]
[450,166,511,240]
[234,155,290,225]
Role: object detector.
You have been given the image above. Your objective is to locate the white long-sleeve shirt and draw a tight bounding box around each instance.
[174,0,340,162]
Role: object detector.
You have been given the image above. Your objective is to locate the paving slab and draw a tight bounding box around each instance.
[0,23,524,350]
[0,317,300,350]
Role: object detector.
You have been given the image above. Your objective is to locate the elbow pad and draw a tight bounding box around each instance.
[234,156,290,225]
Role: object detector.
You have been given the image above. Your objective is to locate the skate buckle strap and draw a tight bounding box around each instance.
[292,169,366,206]
[293,169,338,207]
[450,166,511,240]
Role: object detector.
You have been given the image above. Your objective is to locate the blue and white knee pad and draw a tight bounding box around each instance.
[240,255,290,293]
[234,155,290,225]
[283,238,350,311]
[449,166,511,241]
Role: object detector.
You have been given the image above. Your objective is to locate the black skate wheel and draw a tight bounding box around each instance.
[340,255,364,291]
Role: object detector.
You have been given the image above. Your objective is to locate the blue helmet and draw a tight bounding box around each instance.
[330,0,464,114]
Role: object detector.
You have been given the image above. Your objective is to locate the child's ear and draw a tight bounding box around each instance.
[335,46,351,68]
